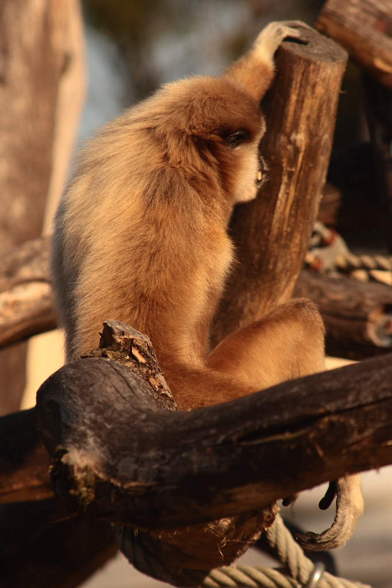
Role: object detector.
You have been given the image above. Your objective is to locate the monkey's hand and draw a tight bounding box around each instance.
[253,21,306,60]
[295,475,364,551]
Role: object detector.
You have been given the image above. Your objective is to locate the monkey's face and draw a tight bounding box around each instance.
[230,132,265,203]
[217,120,265,204]
[153,77,266,204]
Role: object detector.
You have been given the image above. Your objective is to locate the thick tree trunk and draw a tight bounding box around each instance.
[317,0,392,87]
[212,26,347,343]
[0,0,83,414]
[35,322,392,529]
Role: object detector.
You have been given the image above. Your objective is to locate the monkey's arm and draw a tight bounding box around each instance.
[224,21,302,100]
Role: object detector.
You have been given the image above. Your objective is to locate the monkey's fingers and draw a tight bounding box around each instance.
[253,21,303,57]
[295,475,364,551]
[318,480,338,510]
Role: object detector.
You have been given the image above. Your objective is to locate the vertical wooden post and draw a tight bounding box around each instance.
[213,27,347,343]
[0,0,84,414]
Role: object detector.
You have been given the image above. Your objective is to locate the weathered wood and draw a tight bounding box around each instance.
[0,0,80,414]
[212,25,347,343]
[0,409,116,588]
[0,237,57,348]
[317,0,392,87]
[0,409,52,503]
[36,323,392,528]
[295,270,392,348]
[0,284,55,349]
[1,319,390,585]
[3,238,391,355]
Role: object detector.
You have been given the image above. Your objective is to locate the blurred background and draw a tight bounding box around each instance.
[0,0,391,586]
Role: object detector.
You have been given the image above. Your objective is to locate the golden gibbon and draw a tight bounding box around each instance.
[52,21,362,551]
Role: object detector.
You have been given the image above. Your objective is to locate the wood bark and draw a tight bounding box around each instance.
[0,409,52,504]
[0,0,82,414]
[3,238,392,354]
[0,408,117,588]
[317,0,392,87]
[36,323,392,527]
[32,321,392,586]
[295,270,392,348]
[2,320,392,584]
[212,25,347,343]
[0,237,57,348]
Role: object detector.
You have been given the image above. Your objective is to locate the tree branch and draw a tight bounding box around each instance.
[295,270,392,349]
[36,321,392,530]
[0,236,57,348]
[317,0,392,87]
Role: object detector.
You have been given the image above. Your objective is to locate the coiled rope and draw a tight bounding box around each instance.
[201,515,371,588]
[305,221,391,285]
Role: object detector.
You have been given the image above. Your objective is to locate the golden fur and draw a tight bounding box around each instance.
[53,23,323,409]
[53,22,326,410]
[52,20,362,552]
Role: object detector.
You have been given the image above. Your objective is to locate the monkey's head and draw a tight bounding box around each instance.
[150,76,267,205]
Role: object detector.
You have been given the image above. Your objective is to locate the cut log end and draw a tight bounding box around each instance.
[281,23,348,64]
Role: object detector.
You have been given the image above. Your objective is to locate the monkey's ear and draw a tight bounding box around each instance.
[222,129,251,148]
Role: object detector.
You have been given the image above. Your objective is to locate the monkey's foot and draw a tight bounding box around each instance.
[295,475,364,551]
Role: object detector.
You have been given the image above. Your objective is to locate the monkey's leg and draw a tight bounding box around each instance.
[207,298,325,390]
[207,298,363,550]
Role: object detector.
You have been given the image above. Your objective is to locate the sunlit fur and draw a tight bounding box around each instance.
[52,20,362,552]
[52,23,326,411]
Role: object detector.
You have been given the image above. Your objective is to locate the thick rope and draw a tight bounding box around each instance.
[201,515,371,588]
[305,221,392,285]
[335,252,391,273]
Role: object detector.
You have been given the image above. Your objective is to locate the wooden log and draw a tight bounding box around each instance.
[317,0,392,87]
[0,409,52,504]
[0,407,117,588]
[0,237,57,349]
[36,332,392,527]
[2,238,391,356]
[295,270,392,348]
[0,0,82,414]
[212,25,347,343]
[34,321,392,586]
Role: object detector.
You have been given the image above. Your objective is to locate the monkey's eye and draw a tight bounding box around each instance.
[222,129,251,148]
